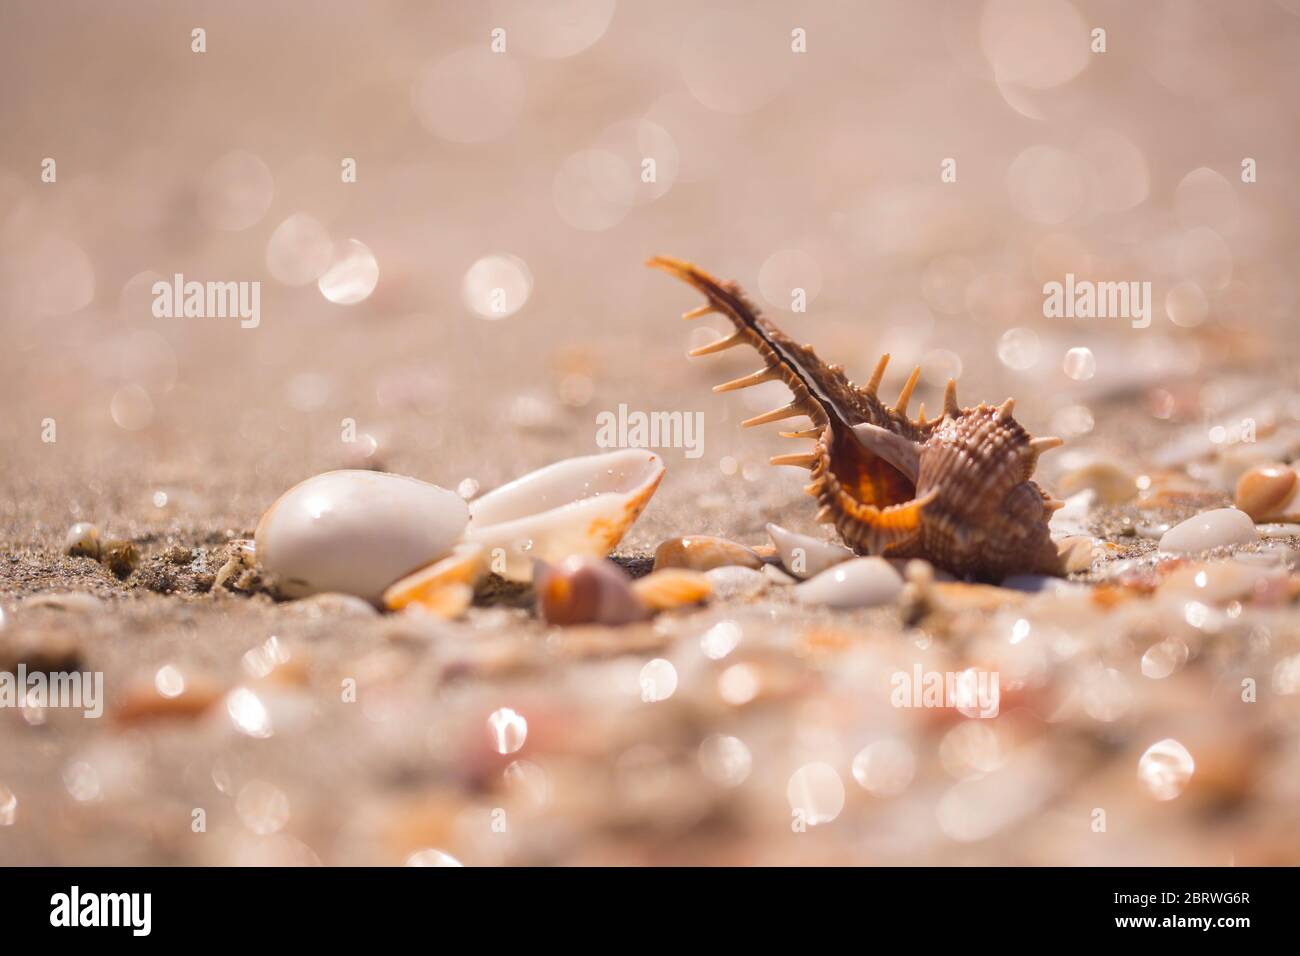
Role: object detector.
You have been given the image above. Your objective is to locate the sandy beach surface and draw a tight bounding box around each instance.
[3,1,1300,865]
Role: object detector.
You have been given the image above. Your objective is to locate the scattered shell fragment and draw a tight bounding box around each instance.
[383,544,485,614]
[631,568,712,611]
[402,582,473,620]
[1048,490,1094,539]
[794,557,903,609]
[101,540,139,578]
[64,522,100,559]
[704,565,768,600]
[1158,508,1260,554]
[1055,536,1097,574]
[1055,457,1138,505]
[466,449,665,582]
[1211,432,1300,493]
[255,470,470,603]
[652,535,760,571]
[765,522,853,579]
[535,556,650,627]
[1235,463,1299,521]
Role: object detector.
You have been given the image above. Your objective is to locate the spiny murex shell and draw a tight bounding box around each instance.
[650,256,1067,582]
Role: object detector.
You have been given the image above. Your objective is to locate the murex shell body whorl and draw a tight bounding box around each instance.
[650,256,1066,582]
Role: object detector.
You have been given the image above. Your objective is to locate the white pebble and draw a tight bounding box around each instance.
[1158,508,1260,554]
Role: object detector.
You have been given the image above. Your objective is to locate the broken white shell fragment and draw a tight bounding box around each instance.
[1048,490,1095,539]
[766,522,853,579]
[255,470,469,604]
[383,543,485,614]
[1054,535,1097,574]
[794,557,903,609]
[1158,508,1260,554]
[466,449,664,582]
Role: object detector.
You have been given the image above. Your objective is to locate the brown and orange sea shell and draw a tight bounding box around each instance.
[649,256,1067,583]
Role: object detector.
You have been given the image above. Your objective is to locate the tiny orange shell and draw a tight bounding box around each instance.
[631,568,713,610]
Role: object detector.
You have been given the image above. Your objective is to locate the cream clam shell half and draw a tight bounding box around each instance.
[466,449,665,582]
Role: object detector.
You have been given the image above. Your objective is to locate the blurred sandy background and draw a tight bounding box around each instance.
[2,0,1298,531]
[1,1,1299,864]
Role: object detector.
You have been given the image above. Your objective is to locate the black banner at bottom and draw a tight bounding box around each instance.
[0,866,1278,941]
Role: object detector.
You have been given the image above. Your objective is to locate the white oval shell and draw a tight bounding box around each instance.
[794,557,902,609]
[466,449,664,581]
[1158,507,1260,554]
[255,470,469,603]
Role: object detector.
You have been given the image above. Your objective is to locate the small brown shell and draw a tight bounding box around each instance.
[535,556,650,627]
[653,535,761,571]
[1235,463,1298,521]
[631,568,713,610]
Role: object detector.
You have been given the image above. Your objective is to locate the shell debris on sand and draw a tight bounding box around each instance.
[653,535,761,571]
[383,544,485,617]
[765,522,853,579]
[465,449,665,582]
[254,450,665,606]
[631,568,712,611]
[1235,463,1299,522]
[535,556,650,627]
[794,557,903,609]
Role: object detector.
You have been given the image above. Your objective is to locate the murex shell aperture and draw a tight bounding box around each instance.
[649,256,1067,582]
